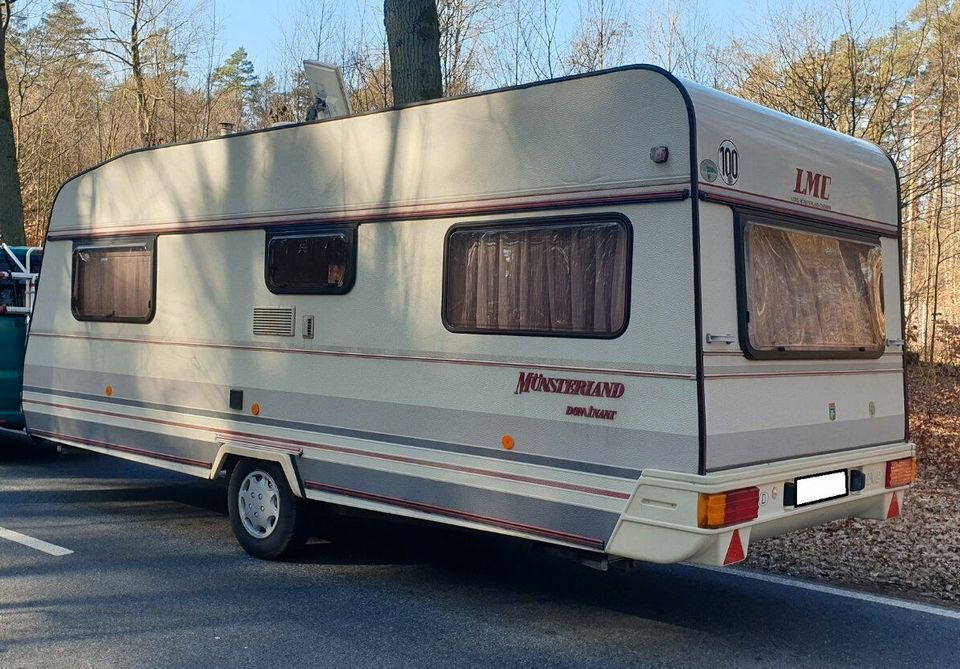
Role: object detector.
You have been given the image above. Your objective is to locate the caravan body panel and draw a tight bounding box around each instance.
[26,66,911,561]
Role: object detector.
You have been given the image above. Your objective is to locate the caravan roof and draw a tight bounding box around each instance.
[48,66,898,240]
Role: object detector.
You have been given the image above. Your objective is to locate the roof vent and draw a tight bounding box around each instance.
[253,306,296,337]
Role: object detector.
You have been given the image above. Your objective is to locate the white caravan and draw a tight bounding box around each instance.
[24,66,915,563]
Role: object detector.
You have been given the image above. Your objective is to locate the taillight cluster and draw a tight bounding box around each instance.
[885,457,916,488]
[698,487,760,529]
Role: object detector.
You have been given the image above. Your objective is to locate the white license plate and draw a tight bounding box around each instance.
[795,470,848,506]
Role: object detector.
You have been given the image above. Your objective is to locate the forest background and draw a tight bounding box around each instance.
[2,0,959,361]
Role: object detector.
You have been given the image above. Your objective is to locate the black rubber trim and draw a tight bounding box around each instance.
[883,152,910,442]
[648,71,705,476]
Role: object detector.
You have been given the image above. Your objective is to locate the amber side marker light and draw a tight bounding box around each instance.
[885,457,916,488]
[698,487,760,529]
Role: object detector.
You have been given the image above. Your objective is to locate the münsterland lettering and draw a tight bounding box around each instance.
[514,372,625,398]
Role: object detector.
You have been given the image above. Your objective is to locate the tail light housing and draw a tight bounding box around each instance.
[698,487,760,528]
[885,457,916,488]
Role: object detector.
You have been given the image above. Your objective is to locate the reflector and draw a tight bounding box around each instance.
[723,530,746,565]
[887,493,900,519]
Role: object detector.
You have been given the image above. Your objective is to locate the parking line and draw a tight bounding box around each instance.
[0,527,74,556]
[693,565,960,620]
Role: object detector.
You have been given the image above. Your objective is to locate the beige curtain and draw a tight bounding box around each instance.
[446,221,629,335]
[74,247,152,319]
[746,223,885,351]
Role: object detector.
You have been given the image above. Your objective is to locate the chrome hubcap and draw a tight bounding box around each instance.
[239,470,280,539]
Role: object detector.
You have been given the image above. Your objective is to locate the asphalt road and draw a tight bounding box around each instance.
[1,432,957,669]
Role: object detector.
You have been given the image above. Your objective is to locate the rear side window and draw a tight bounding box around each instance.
[443,216,631,337]
[739,217,885,358]
[265,226,356,294]
[72,240,156,323]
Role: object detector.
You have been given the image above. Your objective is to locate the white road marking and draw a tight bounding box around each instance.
[693,565,960,620]
[0,527,73,556]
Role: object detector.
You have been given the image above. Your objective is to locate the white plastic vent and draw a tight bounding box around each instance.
[253,306,296,336]
[302,315,315,339]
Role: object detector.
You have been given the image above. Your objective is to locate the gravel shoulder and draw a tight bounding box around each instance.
[745,366,960,608]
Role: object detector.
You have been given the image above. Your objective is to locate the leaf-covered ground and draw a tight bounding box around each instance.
[744,366,960,607]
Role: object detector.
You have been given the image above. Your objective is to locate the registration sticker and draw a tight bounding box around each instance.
[794,470,848,507]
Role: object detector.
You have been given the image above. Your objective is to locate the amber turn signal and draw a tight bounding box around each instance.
[698,487,760,529]
[885,457,916,488]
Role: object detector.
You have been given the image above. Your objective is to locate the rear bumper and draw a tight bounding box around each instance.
[606,442,914,566]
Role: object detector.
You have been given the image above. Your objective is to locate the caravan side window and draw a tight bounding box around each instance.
[72,239,156,323]
[265,226,356,294]
[443,216,631,338]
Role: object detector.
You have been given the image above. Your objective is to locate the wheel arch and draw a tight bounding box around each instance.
[210,442,305,498]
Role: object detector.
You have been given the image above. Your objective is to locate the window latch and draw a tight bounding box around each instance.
[886,338,905,348]
[706,333,736,345]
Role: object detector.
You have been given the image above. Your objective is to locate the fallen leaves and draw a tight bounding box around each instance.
[745,365,960,607]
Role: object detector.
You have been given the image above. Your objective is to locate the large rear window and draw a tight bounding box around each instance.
[739,218,885,358]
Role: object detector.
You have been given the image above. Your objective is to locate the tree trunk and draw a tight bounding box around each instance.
[130,0,153,147]
[384,0,442,105]
[0,4,26,245]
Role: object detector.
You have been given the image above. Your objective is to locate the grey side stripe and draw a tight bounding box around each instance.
[23,386,644,480]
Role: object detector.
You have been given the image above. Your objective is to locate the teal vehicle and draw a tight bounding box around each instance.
[0,245,42,430]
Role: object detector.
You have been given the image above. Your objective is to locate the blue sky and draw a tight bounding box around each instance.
[216,0,918,80]
[13,0,920,83]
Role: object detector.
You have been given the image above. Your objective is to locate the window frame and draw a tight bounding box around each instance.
[441,213,633,339]
[71,236,157,324]
[733,209,887,360]
[264,224,358,295]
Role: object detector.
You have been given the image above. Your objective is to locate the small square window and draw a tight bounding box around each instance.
[265,226,357,294]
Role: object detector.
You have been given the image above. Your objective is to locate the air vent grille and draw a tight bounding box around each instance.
[253,306,296,336]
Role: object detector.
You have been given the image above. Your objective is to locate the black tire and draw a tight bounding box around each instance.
[227,459,310,560]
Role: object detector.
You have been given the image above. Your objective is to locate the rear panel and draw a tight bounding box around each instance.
[699,202,905,470]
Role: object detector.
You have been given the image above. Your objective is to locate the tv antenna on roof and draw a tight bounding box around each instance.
[303,61,352,120]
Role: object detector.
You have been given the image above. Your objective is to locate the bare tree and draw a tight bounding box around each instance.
[83,0,189,147]
[437,0,494,95]
[565,0,632,74]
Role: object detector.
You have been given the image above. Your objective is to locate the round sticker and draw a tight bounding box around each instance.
[699,159,719,183]
[717,140,739,185]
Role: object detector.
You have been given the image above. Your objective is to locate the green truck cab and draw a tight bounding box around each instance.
[0,245,42,430]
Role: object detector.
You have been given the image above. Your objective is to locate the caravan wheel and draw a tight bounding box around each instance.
[227,459,309,560]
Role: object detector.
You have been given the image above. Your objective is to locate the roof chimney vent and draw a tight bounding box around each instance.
[219,122,236,136]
